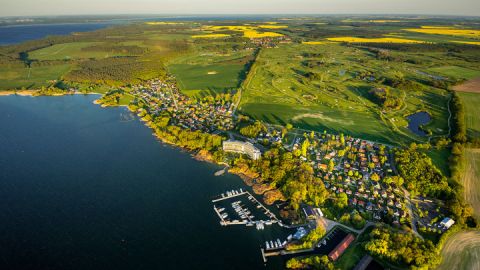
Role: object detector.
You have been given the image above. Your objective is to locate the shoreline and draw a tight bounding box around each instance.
[0,90,103,97]
[2,91,280,207]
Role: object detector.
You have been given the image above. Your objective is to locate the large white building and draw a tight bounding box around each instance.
[440,217,455,229]
[223,140,261,160]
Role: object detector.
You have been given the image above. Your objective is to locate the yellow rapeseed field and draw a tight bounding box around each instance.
[191,34,231,39]
[452,41,480,46]
[201,25,284,39]
[243,31,283,38]
[327,37,425,43]
[404,26,480,38]
[258,25,288,29]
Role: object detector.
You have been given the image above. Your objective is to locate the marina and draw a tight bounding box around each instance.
[212,189,280,228]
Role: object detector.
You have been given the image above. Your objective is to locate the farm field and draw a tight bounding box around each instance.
[454,78,480,94]
[28,42,134,60]
[437,230,480,270]
[461,149,480,219]
[167,46,254,96]
[168,63,246,96]
[0,63,72,89]
[458,92,480,138]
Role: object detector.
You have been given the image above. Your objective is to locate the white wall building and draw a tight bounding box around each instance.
[223,140,261,160]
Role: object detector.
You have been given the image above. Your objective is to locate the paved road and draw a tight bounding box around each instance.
[320,217,375,235]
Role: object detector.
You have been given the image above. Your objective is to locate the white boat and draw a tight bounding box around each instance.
[266,242,270,249]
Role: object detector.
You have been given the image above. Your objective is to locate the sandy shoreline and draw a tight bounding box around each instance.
[0,90,104,97]
[0,90,38,96]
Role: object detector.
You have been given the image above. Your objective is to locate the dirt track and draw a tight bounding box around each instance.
[462,149,480,219]
[453,77,480,93]
[437,231,480,270]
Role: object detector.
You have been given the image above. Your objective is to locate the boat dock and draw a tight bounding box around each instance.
[212,188,246,203]
[212,188,280,228]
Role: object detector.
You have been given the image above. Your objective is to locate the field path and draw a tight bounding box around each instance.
[437,230,480,270]
[462,149,480,219]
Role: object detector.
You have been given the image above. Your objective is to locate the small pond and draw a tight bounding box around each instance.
[407,111,432,136]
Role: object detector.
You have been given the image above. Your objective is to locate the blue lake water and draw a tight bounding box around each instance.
[0,95,287,269]
[407,111,432,136]
[0,23,113,45]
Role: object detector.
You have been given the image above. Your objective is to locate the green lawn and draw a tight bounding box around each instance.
[0,63,72,90]
[427,148,451,177]
[458,92,480,139]
[118,93,134,105]
[334,243,365,270]
[428,66,480,80]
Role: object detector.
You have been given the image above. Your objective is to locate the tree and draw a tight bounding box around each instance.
[301,139,310,157]
[336,193,348,209]
[371,173,380,182]
[328,159,335,172]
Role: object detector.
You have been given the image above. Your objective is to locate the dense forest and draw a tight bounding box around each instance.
[364,226,439,269]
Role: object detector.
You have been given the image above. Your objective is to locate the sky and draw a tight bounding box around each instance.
[1,0,480,17]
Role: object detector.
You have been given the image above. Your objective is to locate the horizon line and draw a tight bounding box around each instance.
[1,13,480,19]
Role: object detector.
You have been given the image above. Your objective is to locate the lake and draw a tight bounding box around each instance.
[0,23,114,45]
[407,111,432,136]
[0,95,286,269]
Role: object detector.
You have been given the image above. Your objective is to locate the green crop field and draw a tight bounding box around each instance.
[168,63,245,96]
[0,63,72,89]
[458,92,480,138]
[29,42,134,60]
[167,46,254,96]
